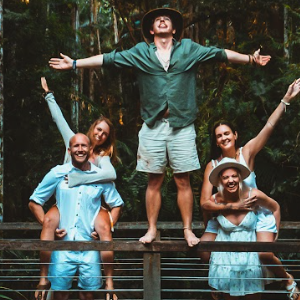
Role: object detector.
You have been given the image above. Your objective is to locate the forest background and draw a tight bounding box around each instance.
[1,0,300,227]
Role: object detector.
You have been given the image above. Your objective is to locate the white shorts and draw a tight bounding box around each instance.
[136,120,200,173]
[49,250,102,290]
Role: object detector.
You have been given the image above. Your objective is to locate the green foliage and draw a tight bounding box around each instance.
[2,0,300,224]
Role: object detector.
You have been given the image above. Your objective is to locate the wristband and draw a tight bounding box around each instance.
[281,99,290,112]
[72,60,77,70]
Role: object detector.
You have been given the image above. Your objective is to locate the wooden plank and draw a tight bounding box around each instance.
[143,231,161,300]
[0,240,300,252]
[1,221,300,231]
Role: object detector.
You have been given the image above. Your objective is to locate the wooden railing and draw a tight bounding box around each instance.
[0,222,300,300]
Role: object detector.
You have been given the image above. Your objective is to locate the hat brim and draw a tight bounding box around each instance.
[141,8,183,43]
[209,160,251,187]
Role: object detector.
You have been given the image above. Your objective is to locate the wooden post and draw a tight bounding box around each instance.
[143,231,161,300]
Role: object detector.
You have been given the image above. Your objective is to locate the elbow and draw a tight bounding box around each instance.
[28,201,34,212]
[28,200,39,214]
[110,169,117,181]
[107,169,117,181]
[201,202,211,212]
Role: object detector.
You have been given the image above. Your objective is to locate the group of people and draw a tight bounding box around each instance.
[28,7,300,300]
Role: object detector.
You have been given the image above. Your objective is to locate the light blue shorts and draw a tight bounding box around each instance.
[49,250,102,291]
[205,218,219,234]
[256,209,277,233]
[136,120,200,174]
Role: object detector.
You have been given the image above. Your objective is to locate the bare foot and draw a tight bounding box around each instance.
[105,284,118,300]
[286,273,300,300]
[184,228,200,247]
[287,272,295,287]
[139,229,157,244]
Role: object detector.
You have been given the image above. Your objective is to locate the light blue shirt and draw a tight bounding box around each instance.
[30,162,123,241]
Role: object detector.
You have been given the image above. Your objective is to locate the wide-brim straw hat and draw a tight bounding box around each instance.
[209,157,251,187]
[141,8,183,43]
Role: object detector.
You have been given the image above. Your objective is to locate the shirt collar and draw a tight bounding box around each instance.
[150,38,179,51]
[69,161,94,173]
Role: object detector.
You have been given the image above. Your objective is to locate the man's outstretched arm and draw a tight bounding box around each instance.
[49,53,104,70]
[225,48,271,66]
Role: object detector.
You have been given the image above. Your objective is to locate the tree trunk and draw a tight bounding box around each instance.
[71,4,79,132]
[0,0,4,222]
[112,6,123,124]
[89,0,96,102]
[283,6,289,61]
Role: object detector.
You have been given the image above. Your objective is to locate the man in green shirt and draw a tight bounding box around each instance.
[49,8,271,247]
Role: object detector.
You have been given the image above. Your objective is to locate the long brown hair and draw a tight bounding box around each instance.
[86,116,118,164]
[210,120,239,160]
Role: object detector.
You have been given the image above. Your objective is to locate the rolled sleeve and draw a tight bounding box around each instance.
[29,169,62,206]
[101,183,124,208]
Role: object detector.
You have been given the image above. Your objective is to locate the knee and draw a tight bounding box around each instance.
[43,215,58,230]
[147,174,164,190]
[95,220,112,241]
[259,252,274,263]
[174,173,191,190]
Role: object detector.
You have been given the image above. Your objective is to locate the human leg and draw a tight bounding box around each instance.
[36,206,60,300]
[79,291,94,300]
[174,172,199,247]
[199,232,217,263]
[136,121,168,244]
[257,231,300,299]
[167,124,200,246]
[94,209,118,300]
[139,173,165,244]
[52,291,70,300]
[256,232,293,285]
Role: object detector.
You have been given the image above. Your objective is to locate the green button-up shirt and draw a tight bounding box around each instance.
[103,39,227,128]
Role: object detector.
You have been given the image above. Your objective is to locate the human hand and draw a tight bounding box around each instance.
[91,231,99,240]
[55,228,67,239]
[282,78,300,103]
[49,53,73,70]
[41,77,49,93]
[253,48,271,66]
[233,195,257,211]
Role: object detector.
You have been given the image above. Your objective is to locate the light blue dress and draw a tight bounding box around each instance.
[205,147,276,234]
[208,211,264,296]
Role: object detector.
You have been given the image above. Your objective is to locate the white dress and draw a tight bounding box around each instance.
[208,211,264,296]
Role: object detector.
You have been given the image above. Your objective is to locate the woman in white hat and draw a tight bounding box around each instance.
[208,157,280,299]
[200,79,300,299]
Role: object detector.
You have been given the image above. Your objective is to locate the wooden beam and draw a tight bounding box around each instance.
[1,221,300,230]
[0,240,299,252]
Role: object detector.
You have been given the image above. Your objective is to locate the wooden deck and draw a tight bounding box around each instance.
[0,222,299,300]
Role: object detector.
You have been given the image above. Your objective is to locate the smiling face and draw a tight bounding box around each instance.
[215,124,238,152]
[219,168,241,193]
[68,133,91,170]
[92,120,110,146]
[150,15,176,37]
